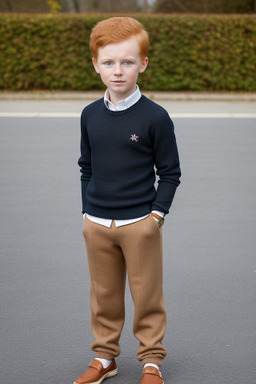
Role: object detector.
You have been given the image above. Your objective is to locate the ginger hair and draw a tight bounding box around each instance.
[90,17,149,61]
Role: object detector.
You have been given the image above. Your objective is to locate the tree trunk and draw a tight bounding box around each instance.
[73,0,80,12]
[5,0,13,12]
[143,0,148,12]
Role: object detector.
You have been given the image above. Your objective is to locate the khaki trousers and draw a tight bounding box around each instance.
[82,214,167,367]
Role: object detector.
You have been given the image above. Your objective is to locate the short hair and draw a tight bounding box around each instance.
[90,17,149,61]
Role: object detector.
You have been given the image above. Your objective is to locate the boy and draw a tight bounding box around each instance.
[75,17,181,384]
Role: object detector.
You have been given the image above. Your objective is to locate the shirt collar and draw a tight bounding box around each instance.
[104,85,141,111]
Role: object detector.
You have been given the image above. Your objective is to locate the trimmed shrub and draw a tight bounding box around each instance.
[0,14,255,91]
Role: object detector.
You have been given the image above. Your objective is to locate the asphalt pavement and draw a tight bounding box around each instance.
[0,94,256,384]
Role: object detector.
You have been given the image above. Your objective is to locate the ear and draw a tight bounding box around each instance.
[92,57,100,74]
[139,57,148,73]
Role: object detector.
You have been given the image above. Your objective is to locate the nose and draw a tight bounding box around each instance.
[113,63,122,76]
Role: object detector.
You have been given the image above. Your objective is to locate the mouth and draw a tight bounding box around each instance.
[112,80,125,84]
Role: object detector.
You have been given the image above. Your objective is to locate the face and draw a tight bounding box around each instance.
[92,36,148,105]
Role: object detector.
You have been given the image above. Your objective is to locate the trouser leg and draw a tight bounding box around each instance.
[83,218,126,359]
[118,215,167,367]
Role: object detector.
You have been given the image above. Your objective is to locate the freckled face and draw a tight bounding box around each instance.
[92,36,148,105]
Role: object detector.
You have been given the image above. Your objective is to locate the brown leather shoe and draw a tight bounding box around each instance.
[141,366,164,384]
[73,359,117,384]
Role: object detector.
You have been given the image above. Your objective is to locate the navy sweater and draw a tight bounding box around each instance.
[78,95,181,219]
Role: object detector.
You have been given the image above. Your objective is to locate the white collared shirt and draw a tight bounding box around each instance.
[104,85,141,111]
[84,86,163,227]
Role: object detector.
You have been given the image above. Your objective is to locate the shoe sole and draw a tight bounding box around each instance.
[73,368,118,384]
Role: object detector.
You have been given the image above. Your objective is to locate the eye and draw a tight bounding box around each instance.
[124,61,132,66]
[104,61,113,67]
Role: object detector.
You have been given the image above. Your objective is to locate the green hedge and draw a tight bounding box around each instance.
[0,14,256,91]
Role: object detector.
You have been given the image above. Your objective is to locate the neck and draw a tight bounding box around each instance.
[108,87,137,106]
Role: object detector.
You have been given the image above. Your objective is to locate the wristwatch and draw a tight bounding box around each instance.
[151,212,165,228]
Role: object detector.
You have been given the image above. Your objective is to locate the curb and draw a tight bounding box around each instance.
[1,91,256,102]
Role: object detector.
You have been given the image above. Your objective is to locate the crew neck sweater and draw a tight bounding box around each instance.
[78,95,181,220]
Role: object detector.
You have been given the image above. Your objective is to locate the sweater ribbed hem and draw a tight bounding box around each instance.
[85,202,152,220]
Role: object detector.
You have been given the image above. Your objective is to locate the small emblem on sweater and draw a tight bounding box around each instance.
[130,133,139,142]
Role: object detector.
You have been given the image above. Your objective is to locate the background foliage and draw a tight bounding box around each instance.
[154,0,256,13]
[0,14,255,91]
[1,0,255,14]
